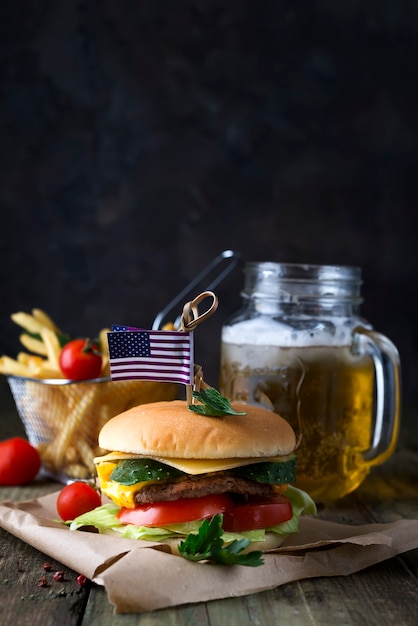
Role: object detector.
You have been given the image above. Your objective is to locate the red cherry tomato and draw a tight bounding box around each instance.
[222,495,293,532]
[117,493,234,527]
[59,338,102,380]
[57,481,102,521]
[0,437,41,485]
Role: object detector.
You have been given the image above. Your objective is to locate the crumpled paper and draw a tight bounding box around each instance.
[0,491,418,613]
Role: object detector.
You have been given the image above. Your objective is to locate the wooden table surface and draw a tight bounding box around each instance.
[0,379,417,625]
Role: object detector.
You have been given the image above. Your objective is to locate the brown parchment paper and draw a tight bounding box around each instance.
[1,491,418,614]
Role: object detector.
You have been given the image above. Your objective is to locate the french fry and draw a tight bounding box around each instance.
[64,463,91,479]
[57,382,80,409]
[98,327,111,354]
[17,352,30,365]
[36,442,54,466]
[98,328,110,377]
[100,355,110,377]
[40,327,61,372]
[10,311,47,335]
[64,445,78,464]
[17,352,45,374]
[49,385,99,470]
[19,332,48,356]
[0,356,31,377]
[76,439,96,475]
[31,362,62,379]
[4,310,65,379]
[31,308,61,333]
[97,402,114,432]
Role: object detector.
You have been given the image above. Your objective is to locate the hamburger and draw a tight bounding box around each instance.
[70,397,316,558]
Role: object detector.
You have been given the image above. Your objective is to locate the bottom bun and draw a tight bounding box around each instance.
[162,532,288,556]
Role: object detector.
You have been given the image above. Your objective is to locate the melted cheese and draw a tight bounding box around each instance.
[94,451,294,475]
[96,461,158,508]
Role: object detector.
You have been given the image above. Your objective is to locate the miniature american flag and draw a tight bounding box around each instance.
[107,326,194,385]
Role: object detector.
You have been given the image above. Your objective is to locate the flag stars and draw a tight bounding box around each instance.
[108,331,151,358]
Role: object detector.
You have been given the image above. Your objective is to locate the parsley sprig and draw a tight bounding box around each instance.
[178,515,264,567]
[189,388,247,417]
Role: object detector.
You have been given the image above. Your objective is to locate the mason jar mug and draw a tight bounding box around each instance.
[219,262,401,503]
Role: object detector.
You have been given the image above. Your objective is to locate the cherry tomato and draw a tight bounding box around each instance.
[0,437,41,485]
[222,495,293,532]
[59,338,102,380]
[117,493,234,527]
[57,481,102,521]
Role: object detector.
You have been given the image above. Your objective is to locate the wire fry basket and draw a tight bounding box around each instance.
[7,375,178,484]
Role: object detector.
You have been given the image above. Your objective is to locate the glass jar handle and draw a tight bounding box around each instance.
[354,327,401,464]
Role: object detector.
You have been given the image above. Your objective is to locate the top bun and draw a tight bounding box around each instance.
[98,400,296,459]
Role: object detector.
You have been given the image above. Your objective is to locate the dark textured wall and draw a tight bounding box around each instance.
[1,1,417,423]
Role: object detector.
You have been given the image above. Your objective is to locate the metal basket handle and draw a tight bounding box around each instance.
[152,249,241,330]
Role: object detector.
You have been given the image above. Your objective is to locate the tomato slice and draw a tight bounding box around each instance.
[222,495,293,532]
[117,493,234,527]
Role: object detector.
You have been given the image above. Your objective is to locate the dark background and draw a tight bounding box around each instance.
[0,1,417,432]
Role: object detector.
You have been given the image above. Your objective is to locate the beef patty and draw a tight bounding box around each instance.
[134,473,273,504]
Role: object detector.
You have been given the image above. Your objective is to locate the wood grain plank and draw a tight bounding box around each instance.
[355,445,418,576]
[82,584,211,625]
[271,558,418,626]
[0,526,87,626]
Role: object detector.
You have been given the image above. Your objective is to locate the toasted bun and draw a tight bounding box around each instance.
[98,399,296,459]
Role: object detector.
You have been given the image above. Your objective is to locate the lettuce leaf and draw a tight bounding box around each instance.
[267,485,317,536]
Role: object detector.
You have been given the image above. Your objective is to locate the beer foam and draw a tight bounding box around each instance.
[221,316,353,347]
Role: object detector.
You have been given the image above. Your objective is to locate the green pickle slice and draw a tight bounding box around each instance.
[110,459,185,485]
[230,456,297,484]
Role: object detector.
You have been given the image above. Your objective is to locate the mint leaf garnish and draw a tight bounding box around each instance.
[189,388,247,417]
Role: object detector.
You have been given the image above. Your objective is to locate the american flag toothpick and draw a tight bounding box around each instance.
[107,327,194,386]
[106,291,218,406]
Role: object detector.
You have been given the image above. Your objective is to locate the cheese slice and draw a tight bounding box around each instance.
[94,451,295,475]
[96,461,160,508]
